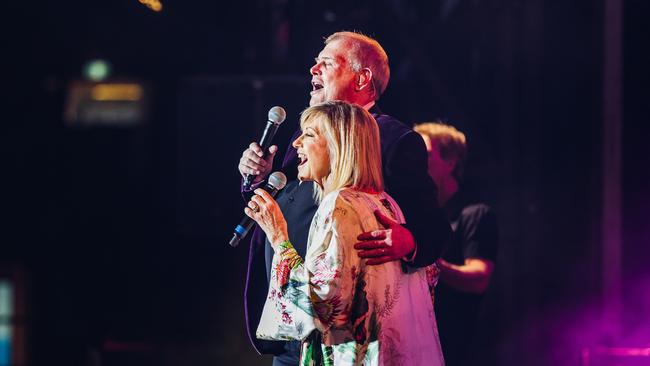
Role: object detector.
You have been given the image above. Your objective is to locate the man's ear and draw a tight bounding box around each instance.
[356,68,373,91]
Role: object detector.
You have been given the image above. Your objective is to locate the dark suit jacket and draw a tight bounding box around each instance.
[242,106,451,354]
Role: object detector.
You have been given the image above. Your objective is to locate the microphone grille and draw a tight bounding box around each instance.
[267,172,288,190]
[268,106,286,125]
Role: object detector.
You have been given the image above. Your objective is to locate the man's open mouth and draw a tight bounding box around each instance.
[311,81,323,92]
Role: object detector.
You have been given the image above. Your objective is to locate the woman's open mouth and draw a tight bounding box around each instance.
[298,153,308,167]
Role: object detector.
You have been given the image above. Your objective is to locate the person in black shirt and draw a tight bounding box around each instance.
[414,122,498,366]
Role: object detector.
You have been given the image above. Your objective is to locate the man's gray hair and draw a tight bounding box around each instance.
[325,31,390,101]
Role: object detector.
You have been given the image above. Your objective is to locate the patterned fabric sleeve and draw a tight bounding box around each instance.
[256,193,358,342]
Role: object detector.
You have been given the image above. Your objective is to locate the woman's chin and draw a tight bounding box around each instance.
[297,175,317,187]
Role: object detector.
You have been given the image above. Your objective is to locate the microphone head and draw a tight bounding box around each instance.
[268,106,286,125]
[267,171,288,190]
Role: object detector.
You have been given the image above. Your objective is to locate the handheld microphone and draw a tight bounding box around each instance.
[243,106,287,190]
[230,171,288,247]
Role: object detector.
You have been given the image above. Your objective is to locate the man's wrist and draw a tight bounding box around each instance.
[243,178,265,192]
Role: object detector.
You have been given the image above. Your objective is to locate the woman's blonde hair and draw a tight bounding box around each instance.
[300,101,383,202]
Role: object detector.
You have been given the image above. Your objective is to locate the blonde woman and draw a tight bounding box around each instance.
[245,101,444,366]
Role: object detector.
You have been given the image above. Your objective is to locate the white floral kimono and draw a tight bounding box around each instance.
[257,187,445,366]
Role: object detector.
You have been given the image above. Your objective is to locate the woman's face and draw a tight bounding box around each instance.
[292,117,331,187]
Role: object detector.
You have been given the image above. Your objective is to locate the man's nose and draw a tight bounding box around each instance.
[310,63,320,75]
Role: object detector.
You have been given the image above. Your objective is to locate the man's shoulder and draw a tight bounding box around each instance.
[457,203,497,234]
[373,112,421,148]
[373,112,410,134]
[460,203,493,220]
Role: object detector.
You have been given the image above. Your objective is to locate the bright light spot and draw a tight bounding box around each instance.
[83,60,111,82]
[139,0,163,12]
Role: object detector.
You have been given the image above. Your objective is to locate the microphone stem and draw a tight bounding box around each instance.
[229,234,241,247]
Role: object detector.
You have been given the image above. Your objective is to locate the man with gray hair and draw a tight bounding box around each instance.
[238,31,450,365]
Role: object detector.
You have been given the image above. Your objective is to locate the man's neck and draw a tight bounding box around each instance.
[361,100,376,111]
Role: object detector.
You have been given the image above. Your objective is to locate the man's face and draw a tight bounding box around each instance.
[421,134,454,184]
[309,39,359,106]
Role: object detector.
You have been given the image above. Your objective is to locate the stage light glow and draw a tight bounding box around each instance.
[139,0,162,12]
[83,60,111,82]
[0,281,12,365]
[91,84,144,101]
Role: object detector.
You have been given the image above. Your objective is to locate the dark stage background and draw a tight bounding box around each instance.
[1,1,649,365]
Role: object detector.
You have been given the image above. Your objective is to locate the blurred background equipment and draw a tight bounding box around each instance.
[64,80,149,127]
[0,266,26,366]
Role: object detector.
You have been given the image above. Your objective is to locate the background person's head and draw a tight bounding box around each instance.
[414,122,467,187]
[294,100,384,202]
[309,31,390,107]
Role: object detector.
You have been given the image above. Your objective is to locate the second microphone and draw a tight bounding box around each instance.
[230,171,288,247]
